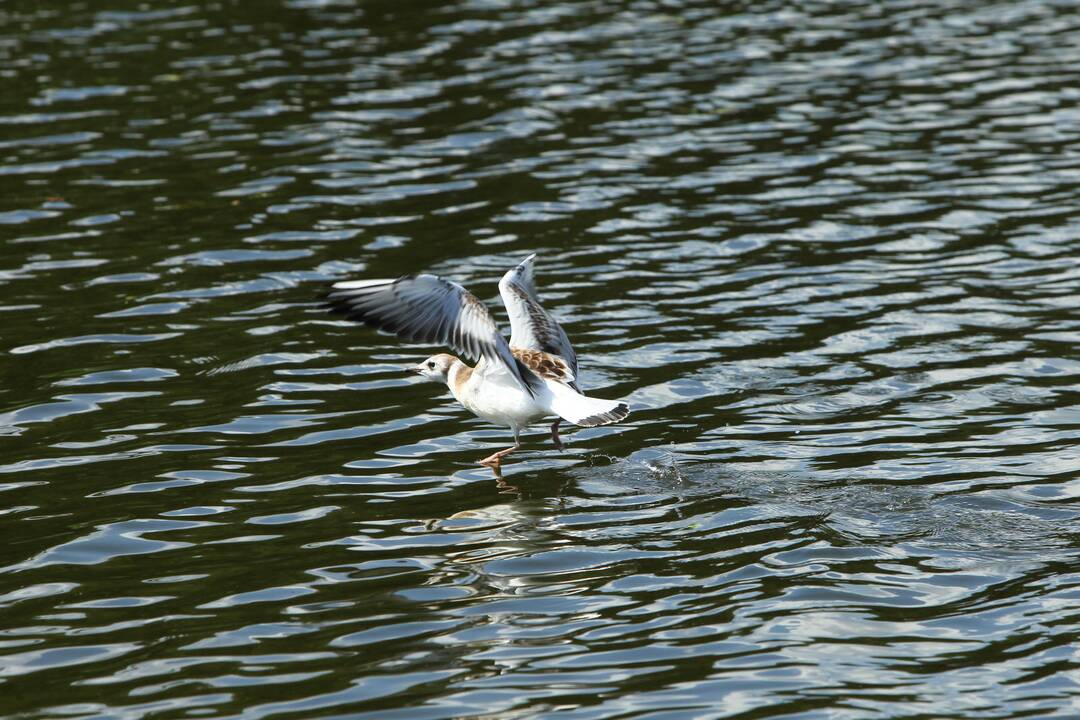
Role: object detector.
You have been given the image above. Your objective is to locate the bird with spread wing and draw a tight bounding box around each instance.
[324,254,629,468]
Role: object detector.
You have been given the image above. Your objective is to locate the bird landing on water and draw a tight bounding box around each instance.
[324,254,629,469]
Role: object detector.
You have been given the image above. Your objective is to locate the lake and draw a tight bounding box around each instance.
[1,0,1079,717]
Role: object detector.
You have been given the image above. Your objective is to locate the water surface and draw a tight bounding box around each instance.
[2,0,1080,717]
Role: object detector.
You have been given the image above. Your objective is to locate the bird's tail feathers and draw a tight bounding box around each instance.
[548,383,629,427]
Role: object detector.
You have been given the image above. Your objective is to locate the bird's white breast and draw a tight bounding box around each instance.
[450,361,549,429]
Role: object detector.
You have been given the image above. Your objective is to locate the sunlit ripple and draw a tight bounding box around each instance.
[1,0,1080,717]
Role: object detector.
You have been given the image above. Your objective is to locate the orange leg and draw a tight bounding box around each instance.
[550,419,565,451]
[478,444,520,468]
[478,429,521,469]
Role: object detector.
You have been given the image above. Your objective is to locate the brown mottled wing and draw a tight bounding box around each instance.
[499,254,580,381]
[325,274,542,396]
[511,348,574,385]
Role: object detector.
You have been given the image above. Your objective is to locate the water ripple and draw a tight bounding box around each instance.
[2,0,1080,717]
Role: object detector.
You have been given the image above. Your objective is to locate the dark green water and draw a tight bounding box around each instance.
[2,0,1079,717]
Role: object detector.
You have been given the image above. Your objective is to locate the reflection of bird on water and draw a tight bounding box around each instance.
[325,254,629,469]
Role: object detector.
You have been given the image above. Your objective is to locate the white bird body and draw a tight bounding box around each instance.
[325,254,629,467]
[450,358,545,430]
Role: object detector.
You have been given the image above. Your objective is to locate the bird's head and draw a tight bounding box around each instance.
[411,353,457,383]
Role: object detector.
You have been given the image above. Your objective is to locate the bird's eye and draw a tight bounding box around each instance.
[427,361,435,369]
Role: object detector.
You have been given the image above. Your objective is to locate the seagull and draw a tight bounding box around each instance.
[324,254,629,468]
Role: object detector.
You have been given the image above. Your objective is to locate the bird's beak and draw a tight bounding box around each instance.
[408,366,422,375]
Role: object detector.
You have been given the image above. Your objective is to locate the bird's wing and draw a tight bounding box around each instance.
[499,254,580,381]
[326,273,542,396]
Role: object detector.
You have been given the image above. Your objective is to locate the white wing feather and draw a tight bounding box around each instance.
[326,274,541,396]
[498,254,579,379]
